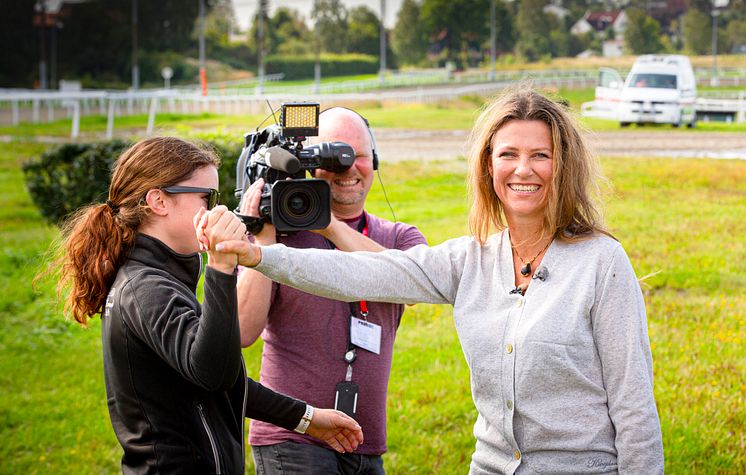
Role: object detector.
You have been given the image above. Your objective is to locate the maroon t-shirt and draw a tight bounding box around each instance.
[248,211,427,455]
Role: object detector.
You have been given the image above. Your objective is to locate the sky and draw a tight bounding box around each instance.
[230,0,405,30]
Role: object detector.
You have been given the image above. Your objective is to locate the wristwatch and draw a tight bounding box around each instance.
[293,404,314,434]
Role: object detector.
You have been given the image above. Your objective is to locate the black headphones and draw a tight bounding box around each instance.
[320,107,379,170]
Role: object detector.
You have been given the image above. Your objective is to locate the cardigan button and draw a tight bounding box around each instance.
[506,344,513,354]
[514,449,521,460]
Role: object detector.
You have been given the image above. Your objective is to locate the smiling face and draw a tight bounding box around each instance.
[312,108,375,219]
[488,119,554,226]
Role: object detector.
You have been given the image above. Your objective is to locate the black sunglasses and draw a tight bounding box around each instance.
[162,186,221,210]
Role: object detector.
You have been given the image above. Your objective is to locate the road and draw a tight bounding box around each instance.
[375,130,746,161]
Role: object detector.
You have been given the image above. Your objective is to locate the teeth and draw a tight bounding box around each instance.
[336,179,359,186]
[510,184,539,192]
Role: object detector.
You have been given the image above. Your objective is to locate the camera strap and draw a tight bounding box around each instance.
[235,211,267,235]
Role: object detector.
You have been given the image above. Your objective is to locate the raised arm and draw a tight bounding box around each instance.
[217,237,471,306]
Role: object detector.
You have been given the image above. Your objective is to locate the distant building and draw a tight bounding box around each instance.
[571,10,628,57]
[571,10,628,37]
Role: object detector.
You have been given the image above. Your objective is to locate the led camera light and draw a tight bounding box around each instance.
[280,103,319,137]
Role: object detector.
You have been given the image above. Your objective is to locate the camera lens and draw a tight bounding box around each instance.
[276,181,323,228]
[270,179,331,232]
[286,191,312,216]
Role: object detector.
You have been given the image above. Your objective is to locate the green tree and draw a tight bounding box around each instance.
[420,0,490,67]
[312,0,349,54]
[494,0,517,54]
[271,8,312,55]
[516,0,551,61]
[347,6,381,55]
[685,0,713,15]
[202,0,236,48]
[682,8,712,54]
[726,18,746,51]
[624,8,665,54]
[392,0,427,65]
[547,12,573,58]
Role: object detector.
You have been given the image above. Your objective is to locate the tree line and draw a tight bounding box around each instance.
[1,0,745,89]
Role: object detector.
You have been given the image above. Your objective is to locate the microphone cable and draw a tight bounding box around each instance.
[376,168,397,223]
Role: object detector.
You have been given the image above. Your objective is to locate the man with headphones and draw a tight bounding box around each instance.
[237,107,427,474]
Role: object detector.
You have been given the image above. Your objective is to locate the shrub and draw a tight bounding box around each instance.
[23,136,244,227]
[22,141,130,225]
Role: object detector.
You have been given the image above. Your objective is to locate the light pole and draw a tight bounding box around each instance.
[35,0,48,89]
[379,0,386,86]
[711,0,729,87]
[199,0,207,96]
[256,0,266,95]
[711,9,719,86]
[314,24,321,93]
[489,0,496,81]
[132,0,139,90]
[51,20,62,90]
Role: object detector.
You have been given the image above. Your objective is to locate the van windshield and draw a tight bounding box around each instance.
[629,73,677,89]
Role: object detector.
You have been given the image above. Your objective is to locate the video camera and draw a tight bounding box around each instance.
[234,102,354,233]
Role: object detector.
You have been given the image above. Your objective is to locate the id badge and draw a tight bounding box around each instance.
[334,381,359,417]
[350,317,381,354]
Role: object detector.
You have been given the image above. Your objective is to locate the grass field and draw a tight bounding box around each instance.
[0,118,744,473]
[3,87,746,140]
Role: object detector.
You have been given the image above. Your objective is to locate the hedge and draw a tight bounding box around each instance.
[22,134,244,226]
[265,53,379,80]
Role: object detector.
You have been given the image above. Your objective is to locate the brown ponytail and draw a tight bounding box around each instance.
[50,136,220,325]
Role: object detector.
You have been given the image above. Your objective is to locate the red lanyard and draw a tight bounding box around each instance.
[359,219,369,316]
[327,212,370,319]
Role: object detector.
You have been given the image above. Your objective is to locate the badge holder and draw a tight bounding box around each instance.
[334,349,359,417]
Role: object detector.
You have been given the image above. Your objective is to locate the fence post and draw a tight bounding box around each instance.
[106,99,116,139]
[71,100,80,139]
[32,99,40,123]
[146,96,158,135]
[12,100,20,126]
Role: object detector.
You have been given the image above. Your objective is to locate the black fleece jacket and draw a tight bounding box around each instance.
[101,234,305,474]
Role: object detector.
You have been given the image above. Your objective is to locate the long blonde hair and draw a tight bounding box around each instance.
[51,136,219,325]
[467,86,608,244]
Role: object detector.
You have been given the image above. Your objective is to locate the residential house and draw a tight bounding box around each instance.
[571,10,628,57]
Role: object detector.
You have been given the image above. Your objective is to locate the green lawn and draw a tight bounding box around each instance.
[0,137,744,472]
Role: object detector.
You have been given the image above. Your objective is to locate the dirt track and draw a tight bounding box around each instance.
[375,129,746,161]
[3,129,745,160]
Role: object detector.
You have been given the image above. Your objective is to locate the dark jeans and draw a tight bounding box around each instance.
[252,441,385,475]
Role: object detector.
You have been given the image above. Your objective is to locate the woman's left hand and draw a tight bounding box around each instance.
[304,408,364,453]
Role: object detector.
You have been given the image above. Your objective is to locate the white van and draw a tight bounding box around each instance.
[594,55,697,128]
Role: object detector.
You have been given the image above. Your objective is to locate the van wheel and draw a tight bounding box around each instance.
[620,122,630,128]
[687,115,697,129]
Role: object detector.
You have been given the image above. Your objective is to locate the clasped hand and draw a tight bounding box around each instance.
[193,206,364,452]
[193,205,256,272]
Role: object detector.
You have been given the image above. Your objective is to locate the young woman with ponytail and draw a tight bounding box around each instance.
[53,136,362,473]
